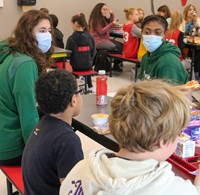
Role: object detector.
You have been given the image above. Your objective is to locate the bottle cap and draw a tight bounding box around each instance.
[98,70,106,75]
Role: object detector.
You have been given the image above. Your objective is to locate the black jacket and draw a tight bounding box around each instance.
[66,31,95,71]
[54,28,64,48]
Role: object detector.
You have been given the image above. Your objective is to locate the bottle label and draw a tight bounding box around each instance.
[96,95,107,105]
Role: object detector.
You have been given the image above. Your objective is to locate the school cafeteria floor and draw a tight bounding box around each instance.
[0,62,135,195]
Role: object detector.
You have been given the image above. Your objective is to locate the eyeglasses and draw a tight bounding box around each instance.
[75,88,84,95]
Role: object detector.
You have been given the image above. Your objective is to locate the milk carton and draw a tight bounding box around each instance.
[175,133,195,158]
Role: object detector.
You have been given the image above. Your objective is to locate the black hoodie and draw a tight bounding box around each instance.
[66,31,95,71]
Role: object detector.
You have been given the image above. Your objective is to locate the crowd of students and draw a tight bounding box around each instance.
[0,3,200,195]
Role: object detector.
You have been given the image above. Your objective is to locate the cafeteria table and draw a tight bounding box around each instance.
[109,29,123,39]
[72,94,120,152]
[72,94,199,181]
[51,47,72,69]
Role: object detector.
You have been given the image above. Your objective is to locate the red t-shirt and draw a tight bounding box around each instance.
[165,29,181,47]
[123,23,139,58]
[165,29,182,61]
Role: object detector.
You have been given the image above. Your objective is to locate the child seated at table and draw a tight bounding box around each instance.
[22,69,84,195]
[157,5,171,25]
[165,11,185,58]
[66,13,95,90]
[137,15,188,84]
[60,79,200,195]
[135,8,145,29]
[123,8,141,58]
[49,14,64,49]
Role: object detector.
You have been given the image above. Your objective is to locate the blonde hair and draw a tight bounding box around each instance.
[109,80,190,153]
[183,4,197,21]
[168,11,183,38]
[137,8,144,16]
[124,8,136,20]
[138,8,144,13]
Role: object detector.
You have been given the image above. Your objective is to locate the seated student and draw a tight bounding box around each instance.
[179,4,200,34]
[165,11,185,53]
[123,8,141,58]
[137,15,188,84]
[89,3,123,72]
[49,14,64,48]
[135,8,145,29]
[0,10,54,166]
[60,79,200,195]
[66,13,95,90]
[179,4,200,80]
[157,5,171,25]
[22,69,84,195]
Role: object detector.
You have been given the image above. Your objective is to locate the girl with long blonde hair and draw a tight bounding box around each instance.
[165,11,185,54]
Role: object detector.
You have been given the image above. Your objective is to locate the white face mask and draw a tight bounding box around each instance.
[142,35,163,52]
[36,32,52,53]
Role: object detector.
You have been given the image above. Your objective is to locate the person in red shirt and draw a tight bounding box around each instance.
[165,11,185,53]
[123,8,141,58]
[165,11,185,60]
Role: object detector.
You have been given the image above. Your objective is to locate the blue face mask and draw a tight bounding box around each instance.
[36,32,52,53]
[142,35,163,52]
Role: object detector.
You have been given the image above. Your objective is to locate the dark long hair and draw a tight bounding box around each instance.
[89,3,111,30]
[157,5,171,19]
[8,10,54,74]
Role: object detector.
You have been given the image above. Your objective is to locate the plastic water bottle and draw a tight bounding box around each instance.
[96,70,107,106]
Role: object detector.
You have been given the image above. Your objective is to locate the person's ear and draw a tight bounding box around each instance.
[158,139,168,149]
[70,95,77,108]
[162,33,166,41]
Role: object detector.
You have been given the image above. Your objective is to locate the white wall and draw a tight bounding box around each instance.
[0,0,200,46]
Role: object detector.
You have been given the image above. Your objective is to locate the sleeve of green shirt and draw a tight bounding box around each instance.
[11,61,39,142]
[158,62,188,85]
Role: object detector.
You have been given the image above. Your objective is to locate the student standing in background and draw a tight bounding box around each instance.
[0,10,54,165]
[123,8,141,58]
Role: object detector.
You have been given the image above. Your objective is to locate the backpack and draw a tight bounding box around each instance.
[93,50,111,72]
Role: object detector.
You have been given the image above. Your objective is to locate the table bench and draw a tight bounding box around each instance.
[0,165,24,195]
[107,53,140,79]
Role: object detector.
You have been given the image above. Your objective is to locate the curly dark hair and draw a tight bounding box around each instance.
[89,3,111,31]
[141,14,168,33]
[36,69,77,114]
[8,10,54,74]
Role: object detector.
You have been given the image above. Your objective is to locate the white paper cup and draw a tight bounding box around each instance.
[91,113,109,126]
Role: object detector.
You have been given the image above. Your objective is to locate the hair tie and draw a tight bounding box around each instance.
[77,13,81,17]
